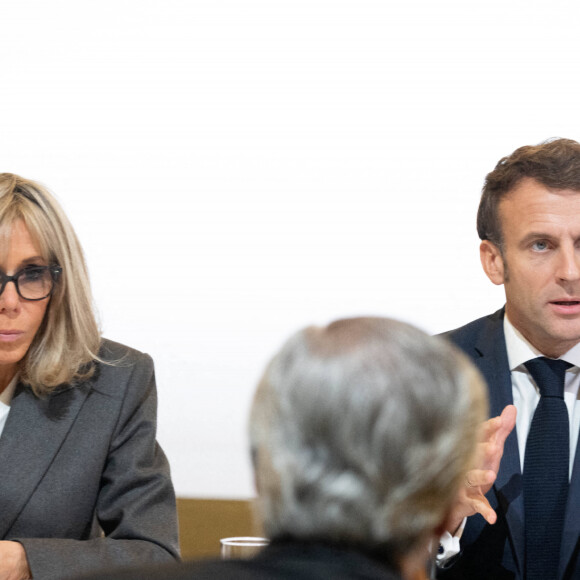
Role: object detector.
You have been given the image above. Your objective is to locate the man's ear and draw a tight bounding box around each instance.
[480,240,506,285]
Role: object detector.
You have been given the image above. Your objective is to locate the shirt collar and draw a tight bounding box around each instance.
[0,374,19,408]
[504,315,580,370]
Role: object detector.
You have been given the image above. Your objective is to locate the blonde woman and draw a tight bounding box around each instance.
[0,174,178,580]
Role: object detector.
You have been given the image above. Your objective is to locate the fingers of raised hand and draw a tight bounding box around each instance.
[498,405,517,440]
[464,493,497,525]
[480,415,502,442]
[475,406,517,475]
[459,470,497,524]
[479,405,517,445]
[464,469,496,491]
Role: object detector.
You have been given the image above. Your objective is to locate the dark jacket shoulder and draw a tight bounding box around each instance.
[439,308,505,352]
[86,338,154,399]
[98,338,149,364]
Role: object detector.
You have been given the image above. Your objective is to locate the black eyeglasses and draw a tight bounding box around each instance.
[0,265,62,301]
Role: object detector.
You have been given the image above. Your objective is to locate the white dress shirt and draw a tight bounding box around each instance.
[0,374,18,438]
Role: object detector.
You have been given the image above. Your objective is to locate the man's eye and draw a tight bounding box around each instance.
[532,241,548,251]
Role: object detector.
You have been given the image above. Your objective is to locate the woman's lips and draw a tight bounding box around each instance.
[0,330,24,342]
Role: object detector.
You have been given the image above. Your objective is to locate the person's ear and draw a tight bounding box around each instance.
[480,240,506,285]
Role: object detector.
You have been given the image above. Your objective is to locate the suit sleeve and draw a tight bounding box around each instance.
[16,353,180,580]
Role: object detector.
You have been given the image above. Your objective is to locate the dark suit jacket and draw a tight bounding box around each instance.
[75,541,404,580]
[0,339,179,580]
[439,308,580,580]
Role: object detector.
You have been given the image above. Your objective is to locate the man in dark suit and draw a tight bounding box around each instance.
[438,138,580,580]
[78,317,488,580]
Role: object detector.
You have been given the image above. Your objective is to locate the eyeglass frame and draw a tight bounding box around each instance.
[0,265,63,301]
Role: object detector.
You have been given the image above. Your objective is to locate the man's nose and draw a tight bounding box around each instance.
[557,246,580,282]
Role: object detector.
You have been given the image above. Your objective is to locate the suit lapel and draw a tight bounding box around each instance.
[472,310,525,576]
[0,382,91,539]
[560,404,580,578]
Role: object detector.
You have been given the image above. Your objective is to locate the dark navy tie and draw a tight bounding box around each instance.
[523,357,572,580]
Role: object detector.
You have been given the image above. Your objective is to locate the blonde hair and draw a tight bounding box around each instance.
[0,173,101,395]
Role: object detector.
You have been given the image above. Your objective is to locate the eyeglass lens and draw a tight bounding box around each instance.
[1,267,56,300]
[19,268,55,299]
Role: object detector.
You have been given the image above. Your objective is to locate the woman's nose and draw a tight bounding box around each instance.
[0,280,21,310]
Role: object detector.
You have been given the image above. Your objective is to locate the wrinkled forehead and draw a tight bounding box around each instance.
[499,178,580,223]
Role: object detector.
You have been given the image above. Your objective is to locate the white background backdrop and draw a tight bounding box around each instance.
[1,0,580,498]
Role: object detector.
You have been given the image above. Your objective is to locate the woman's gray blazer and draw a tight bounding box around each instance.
[0,339,179,580]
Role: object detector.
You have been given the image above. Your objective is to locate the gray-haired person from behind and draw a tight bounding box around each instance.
[77,316,488,580]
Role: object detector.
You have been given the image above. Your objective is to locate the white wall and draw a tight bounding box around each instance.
[1,0,580,497]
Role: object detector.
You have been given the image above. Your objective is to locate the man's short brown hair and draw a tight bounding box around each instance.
[477,138,580,248]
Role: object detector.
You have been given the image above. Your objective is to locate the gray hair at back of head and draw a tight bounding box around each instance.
[249,317,487,559]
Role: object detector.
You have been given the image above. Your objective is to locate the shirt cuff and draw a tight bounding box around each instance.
[436,518,466,565]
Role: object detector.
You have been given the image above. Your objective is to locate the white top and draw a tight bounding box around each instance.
[0,374,18,438]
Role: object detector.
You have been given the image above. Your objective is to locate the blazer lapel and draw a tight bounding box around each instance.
[560,408,580,578]
[0,382,91,539]
[472,310,525,576]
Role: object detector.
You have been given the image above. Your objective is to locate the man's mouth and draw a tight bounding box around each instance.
[550,300,580,314]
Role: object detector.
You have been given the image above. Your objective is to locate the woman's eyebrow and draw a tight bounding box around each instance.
[14,256,48,269]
